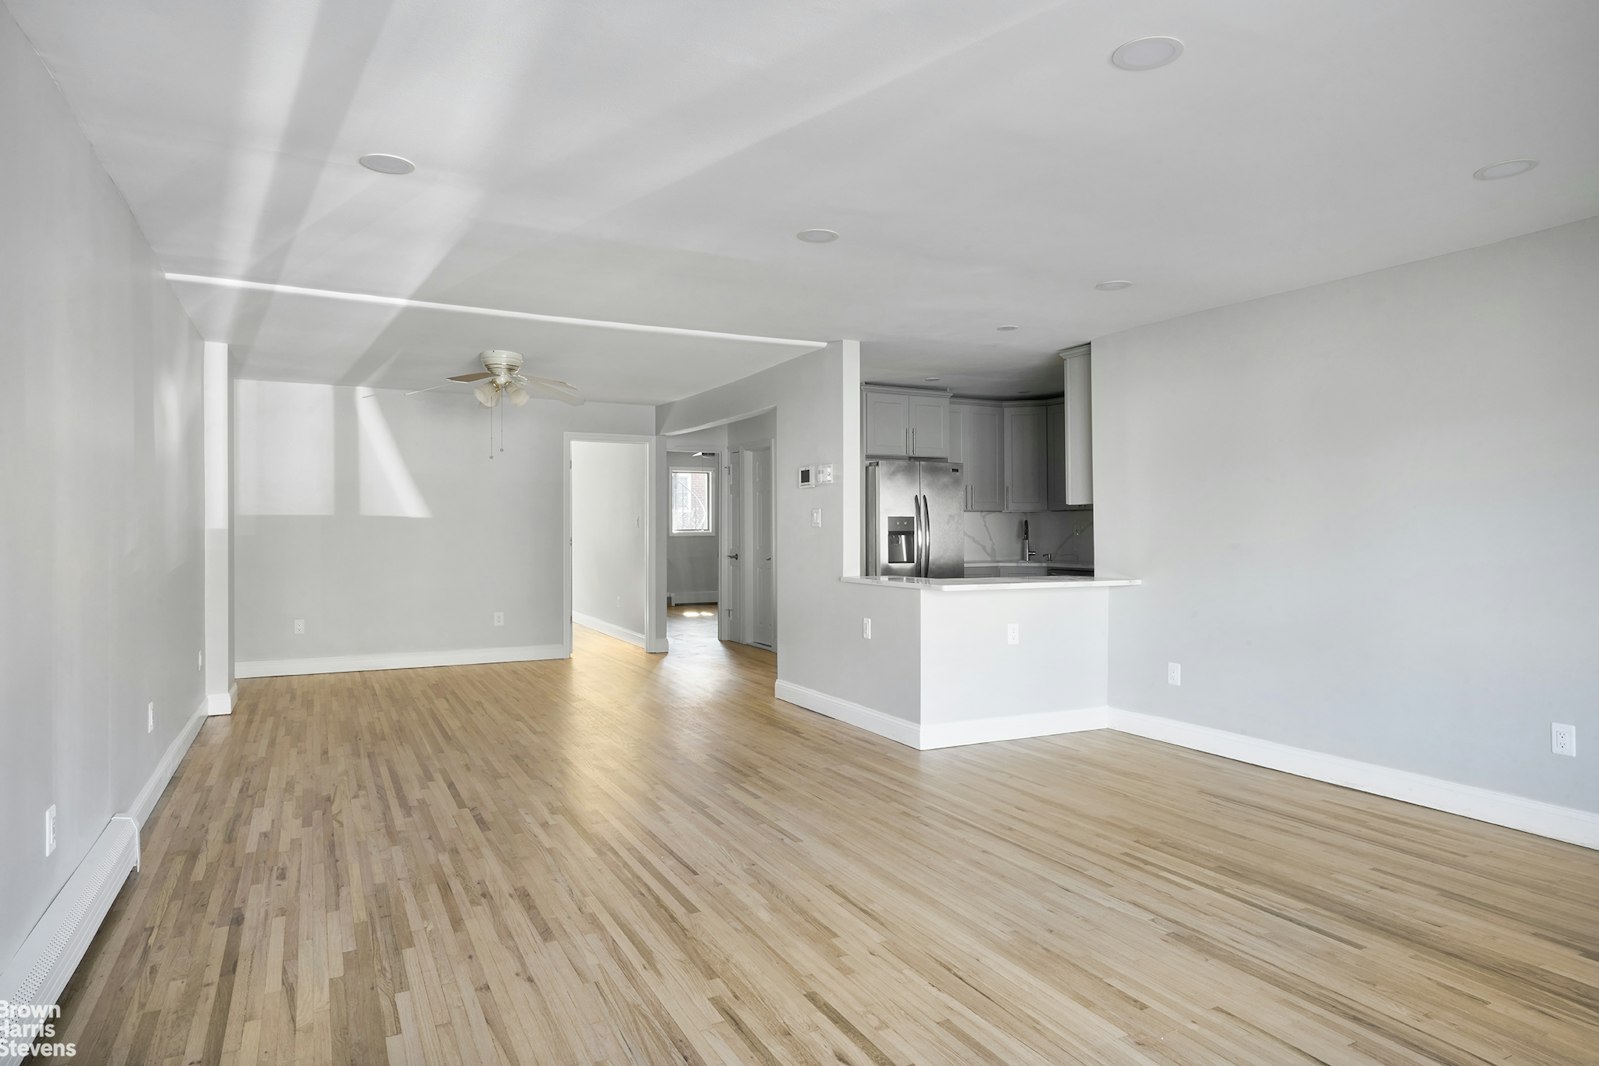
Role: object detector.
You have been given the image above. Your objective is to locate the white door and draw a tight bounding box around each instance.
[750,444,776,649]
[720,450,742,642]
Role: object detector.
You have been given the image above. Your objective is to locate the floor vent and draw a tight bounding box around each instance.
[0,815,138,1066]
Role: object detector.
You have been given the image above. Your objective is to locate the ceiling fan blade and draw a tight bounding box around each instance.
[448,371,493,382]
[404,383,451,396]
[524,379,585,406]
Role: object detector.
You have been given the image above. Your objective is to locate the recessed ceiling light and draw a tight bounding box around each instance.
[923,376,942,382]
[1472,158,1538,181]
[358,153,416,175]
[1095,280,1134,291]
[1110,36,1184,72]
[796,228,839,243]
[997,324,1020,331]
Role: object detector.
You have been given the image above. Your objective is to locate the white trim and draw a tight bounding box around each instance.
[128,698,208,828]
[166,274,826,350]
[773,680,920,748]
[571,613,647,649]
[235,644,565,678]
[205,685,233,716]
[668,591,718,606]
[0,816,139,1064]
[920,707,1110,750]
[1109,709,1599,851]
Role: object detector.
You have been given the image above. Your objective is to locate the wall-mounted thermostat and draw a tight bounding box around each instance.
[814,464,835,484]
[797,465,815,488]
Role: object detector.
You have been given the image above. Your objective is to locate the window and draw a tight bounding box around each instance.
[670,468,714,535]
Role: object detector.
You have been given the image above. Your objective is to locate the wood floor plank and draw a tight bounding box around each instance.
[51,608,1599,1064]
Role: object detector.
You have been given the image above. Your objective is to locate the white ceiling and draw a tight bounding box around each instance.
[9,0,1599,401]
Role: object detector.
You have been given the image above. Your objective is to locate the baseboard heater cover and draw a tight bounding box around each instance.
[0,815,139,1065]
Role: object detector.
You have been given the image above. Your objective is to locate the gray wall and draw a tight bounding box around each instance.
[572,440,650,640]
[1095,217,1599,812]
[0,8,205,965]
[667,451,719,602]
[234,382,652,663]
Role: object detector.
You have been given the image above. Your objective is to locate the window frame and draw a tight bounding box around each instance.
[669,466,716,537]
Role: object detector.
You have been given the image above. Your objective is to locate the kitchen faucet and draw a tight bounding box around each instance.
[1021,519,1037,562]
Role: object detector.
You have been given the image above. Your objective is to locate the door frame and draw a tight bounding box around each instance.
[563,432,667,655]
[719,447,741,643]
[742,438,776,649]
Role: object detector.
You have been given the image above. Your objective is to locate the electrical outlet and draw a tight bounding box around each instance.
[45,805,56,858]
[1552,722,1576,757]
[1007,623,1020,646]
[197,650,204,673]
[493,611,505,627]
[293,619,306,635]
[147,701,154,734]
[1167,662,1182,686]
[862,617,872,639]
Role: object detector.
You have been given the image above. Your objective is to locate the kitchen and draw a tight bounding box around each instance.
[858,345,1118,586]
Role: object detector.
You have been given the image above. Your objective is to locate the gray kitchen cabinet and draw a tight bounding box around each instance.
[1046,401,1067,511]
[862,386,950,459]
[952,400,1003,511]
[1063,349,1093,505]
[1003,404,1048,512]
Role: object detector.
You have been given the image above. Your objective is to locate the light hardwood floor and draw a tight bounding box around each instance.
[56,609,1599,1064]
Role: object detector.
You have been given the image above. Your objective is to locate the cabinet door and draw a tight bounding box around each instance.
[961,403,1004,511]
[863,391,910,457]
[1004,405,1048,512]
[908,394,949,458]
[1064,353,1093,505]
[1046,401,1067,511]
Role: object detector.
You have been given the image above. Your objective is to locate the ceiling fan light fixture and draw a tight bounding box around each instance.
[507,384,530,407]
[474,382,500,407]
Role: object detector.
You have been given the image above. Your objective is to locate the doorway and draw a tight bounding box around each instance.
[719,437,775,650]
[564,434,664,654]
[667,448,721,646]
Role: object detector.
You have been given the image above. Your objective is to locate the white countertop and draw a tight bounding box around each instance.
[841,573,1139,592]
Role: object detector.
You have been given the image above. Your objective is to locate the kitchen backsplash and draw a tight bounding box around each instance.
[963,509,1094,565]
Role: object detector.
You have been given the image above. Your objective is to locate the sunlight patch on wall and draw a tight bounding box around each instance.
[355,390,430,518]
[236,379,334,516]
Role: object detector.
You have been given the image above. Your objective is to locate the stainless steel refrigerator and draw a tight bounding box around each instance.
[865,460,965,578]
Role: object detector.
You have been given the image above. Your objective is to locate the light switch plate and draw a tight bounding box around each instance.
[814,464,835,484]
[811,508,823,528]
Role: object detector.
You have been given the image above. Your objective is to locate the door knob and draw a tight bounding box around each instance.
[727,553,740,560]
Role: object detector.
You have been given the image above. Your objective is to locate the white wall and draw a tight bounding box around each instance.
[658,343,923,722]
[0,8,205,966]
[572,440,650,644]
[233,383,652,669]
[666,451,719,603]
[1095,217,1599,813]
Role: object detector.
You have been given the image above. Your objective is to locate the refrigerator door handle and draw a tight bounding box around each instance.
[920,493,931,577]
[912,493,923,577]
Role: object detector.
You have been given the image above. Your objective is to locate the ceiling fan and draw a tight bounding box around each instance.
[411,349,584,406]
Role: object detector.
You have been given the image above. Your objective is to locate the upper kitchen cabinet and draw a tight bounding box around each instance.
[1060,348,1093,506]
[951,400,1002,511]
[862,386,950,458]
[1003,403,1048,512]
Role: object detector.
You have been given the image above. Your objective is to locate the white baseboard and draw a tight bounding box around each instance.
[128,697,208,828]
[774,680,920,748]
[235,644,566,678]
[572,613,647,649]
[1109,708,1599,851]
[920,706,1110,750]
[0,815,139,1065]
[669,591,718,606]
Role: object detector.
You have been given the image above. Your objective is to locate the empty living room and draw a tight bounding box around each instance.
[1,2,1595,1064]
